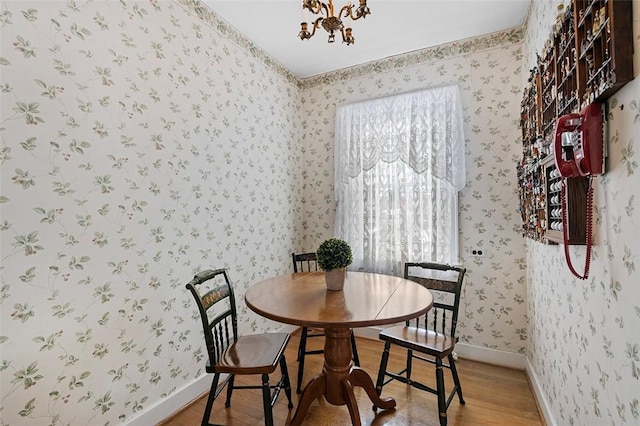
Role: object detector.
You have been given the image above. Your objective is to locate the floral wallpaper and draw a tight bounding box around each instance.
[524,1,640,425]
[5,0,619,424]
[299,32,529,353]
[0,1,302,424]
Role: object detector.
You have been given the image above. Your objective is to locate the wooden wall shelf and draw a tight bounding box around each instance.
[517,0,633,244]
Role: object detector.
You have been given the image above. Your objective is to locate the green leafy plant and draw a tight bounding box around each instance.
[317,238,352,271]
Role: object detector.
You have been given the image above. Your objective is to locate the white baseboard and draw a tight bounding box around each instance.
[453,342,526,370]
[526,357,556,426]
[126,373,210,426]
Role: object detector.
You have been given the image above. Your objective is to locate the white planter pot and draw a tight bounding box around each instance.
[324,269,346,291]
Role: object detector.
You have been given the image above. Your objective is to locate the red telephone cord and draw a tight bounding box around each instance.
[561,177,593,280]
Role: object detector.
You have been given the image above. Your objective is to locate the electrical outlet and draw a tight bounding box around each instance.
[469,247,485,257]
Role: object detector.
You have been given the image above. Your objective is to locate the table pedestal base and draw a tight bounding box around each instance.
[289,327,395,425]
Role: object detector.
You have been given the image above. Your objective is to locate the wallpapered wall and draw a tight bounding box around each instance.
[299,33,529,352]
[0,1,303,424]
[5,0,614,425]
[523,1,640,425]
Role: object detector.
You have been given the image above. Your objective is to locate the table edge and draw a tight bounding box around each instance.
[245,271,433,329]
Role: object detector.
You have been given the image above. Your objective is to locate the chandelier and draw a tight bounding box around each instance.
[298,0,371,45]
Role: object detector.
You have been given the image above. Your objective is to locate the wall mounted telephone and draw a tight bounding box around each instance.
[554,102,604,178]
[552,102,604,279]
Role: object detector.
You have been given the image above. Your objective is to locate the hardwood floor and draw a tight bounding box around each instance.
[160,333,544,426]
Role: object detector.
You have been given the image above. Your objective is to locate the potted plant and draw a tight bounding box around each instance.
[317,238,353,290]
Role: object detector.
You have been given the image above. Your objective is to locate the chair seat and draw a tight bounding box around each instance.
[379,326,455,358]
[208,333,290,375]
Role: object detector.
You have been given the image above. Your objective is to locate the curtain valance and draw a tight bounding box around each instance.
[335,85,466,191]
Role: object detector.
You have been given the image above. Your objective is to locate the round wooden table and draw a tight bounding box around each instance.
[245,271,434,425]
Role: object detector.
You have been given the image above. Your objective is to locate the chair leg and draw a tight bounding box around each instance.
[202,374,219,426]
[406,349,413,380]
[350,330,360,366]
[297,327,308,362]
[435,357,447,426]
[373,341,391,412]
[279,356,294,408]
[448,353,465,404]
[296,328,309,394]
[261,373,274,426]
[224,374,234,408]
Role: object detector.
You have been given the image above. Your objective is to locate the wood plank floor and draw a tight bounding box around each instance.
[160,333,544,426]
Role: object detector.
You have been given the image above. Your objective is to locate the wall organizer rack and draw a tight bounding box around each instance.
[517,0,633,244]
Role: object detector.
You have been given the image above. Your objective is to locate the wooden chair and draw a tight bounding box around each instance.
[185,268,293,426]
[291,252,360,394]
[375,262,467,426]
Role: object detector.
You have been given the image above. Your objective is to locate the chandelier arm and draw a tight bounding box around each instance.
[303,1,324,16]
[349,9,367,20]
[349,1,370,20]
[339,26,347,42]
[320,2,330,17]
[309,17,323,38]
[338,4,353,20]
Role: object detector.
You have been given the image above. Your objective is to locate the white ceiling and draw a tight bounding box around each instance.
[201,0,531,79]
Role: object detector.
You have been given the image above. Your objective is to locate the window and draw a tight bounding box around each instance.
[334,85,466,276]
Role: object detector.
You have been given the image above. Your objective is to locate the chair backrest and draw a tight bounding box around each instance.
[404,262,466,339]
[186,268,238,367]
[292,252,318,273]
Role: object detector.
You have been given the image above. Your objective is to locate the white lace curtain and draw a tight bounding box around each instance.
[334,85,466,276]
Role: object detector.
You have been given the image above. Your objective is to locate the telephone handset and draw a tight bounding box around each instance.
[552,102,604,280]
[553,102,604,178]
